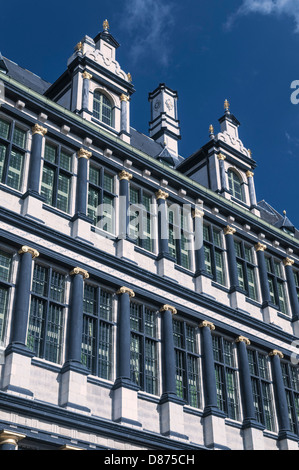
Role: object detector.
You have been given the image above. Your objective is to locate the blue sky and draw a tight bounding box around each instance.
[1,0,299,227]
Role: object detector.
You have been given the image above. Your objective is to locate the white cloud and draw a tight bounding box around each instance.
[226,0,299,32]
[120,0,175,66]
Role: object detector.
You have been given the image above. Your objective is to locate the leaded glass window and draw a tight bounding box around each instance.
[228,169,244,202]
[0,250,12,342]
[266,257,289,314]
[203,224,226,285]
[0,117,27,191]
[212,336,240,420]
[248,349,276,431]
[173,319,200,408]
[234,240,258,300]
[41,142,73,213]
[168,205,192,270]
[129,185,154,252]
[281,362,299,435]
[88,165,116,234]
[93,91,113,127]
[27,264,66,364]
[82,284,114,379]
[130,302,158,395]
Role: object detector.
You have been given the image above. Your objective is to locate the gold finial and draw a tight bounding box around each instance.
[209,124,214,134]
[103,19,109,31]
[75,42,83,52]
[127,73,132,82]
[224,99,230,112]
[283,210,287,216]
[248,149,252,157]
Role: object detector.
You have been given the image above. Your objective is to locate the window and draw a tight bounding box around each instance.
[0,117,27,191]
[228,169,244,202]
[281,362,299,435]
[93,91,113,127]
[266,257,289,314]
[212,336,240,420]
[248,349,276,431]
[168,205,192,270]
[173,319,200,408]
[129,185,154,252]
[27,264,66,363]
[293,271,299,303]
[41,142,73,213]
[130,302,158,395]
[203,225,226,285]
[87,165,116,234]
[0,250,12,341]
[234,241,258,300]
[82,284,114,380]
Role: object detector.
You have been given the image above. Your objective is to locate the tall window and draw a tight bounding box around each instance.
[248,349,276,431]
[212,336,240,420]
[0,117,27,191]
[168,205,192,270]
[130,302,158,395]
[281,362,299,435]
[129,185,154,252]
[203,224,226,285]
[173,319,200,408]
[88,165,115,234]
[93,91,113,127]
[234,240,258,300]
[293,270,299,303]
[27,264,66,364]
[266,257,289,315]
[0,250,12,342]
[228,169,244,202]
[82,284,114,380]
[41,142,73,213]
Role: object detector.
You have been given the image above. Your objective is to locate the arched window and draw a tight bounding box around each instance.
[93,91,113,127]
[227,169,244,202]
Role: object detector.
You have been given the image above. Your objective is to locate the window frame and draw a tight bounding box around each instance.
[129,183,155,253]
[168,203,192,270]
[234,239,258,301]
[281,362,299,435]
[93,90,113,128]
[227,169,245,202]
[0,248,13,342]
[265,256,289,315]
[203,224,226,286]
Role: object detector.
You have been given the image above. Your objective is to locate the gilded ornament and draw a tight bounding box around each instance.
[283,257,294,267]
[155,189,169,200]
[199,320,215,331]
[118,170,133,181]
[160,304,177,315]
[77,148,92,159]
[217,153,226,161]
[103,19,109,31]
[116,286,135,297]
[192,208,204,218]
[246,170,254,178]
[32,124,47,136]
[224,99,230,111]
[224,225,236,236]
[269,349,284,359]
[75,42,83,51]
[127,73,132,82]
[255,242,267,252]
[120,94,130,102]
[70,267,89,279]
[18,246,39,259]
[235,335,251,345]
[209,124,214,134]
[82,71,92,80]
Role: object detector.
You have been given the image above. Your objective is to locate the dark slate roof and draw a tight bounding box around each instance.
[257,200,298,239]
[2,56,51,95]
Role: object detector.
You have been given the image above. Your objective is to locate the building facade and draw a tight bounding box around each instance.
[0,21,298,451]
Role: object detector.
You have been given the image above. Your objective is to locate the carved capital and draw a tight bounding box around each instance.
[246,170,254,178]
[120,94,130,102]
[217,153,226,161]
[199,320,215,331]
[255,242,267,252]
[224,225,236,236]
[18,246,39,259]
[77,148,92,160]
[32,124,47,136]
[0,430,26,446]
[118,170,133,181]
[155,189,169,200]
[269,349,284,359]
[82,71,92,80]
[192,208,204,218]
[70,267,89,279]
[159,304,177,315]
[116,286,135,298]
[235,335,251,345]
[283,257,294,267]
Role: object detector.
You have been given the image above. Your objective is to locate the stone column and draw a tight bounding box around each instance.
[255,243,271,306]
[159,304,187,439]
[72,148,93,241]
[59,267,90,413]
[217,153,227,193]
[120,94,130,133]
[22,124,47,220]
[3,246,38,397]
[0,430,25,450]
[246,170,257,208]
[224,226,238,292]
[116,170,135,262]
[192,208,211,294]
[283,257,299,322]
[269,350,298,449]
[82,71,92,112]
[155,189,170,259]
[199,320,227,449]
[112,286,141,427]
[235,335,265,450]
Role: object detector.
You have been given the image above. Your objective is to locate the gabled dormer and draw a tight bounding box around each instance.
[177,100,259,215]
[45,20,135,143]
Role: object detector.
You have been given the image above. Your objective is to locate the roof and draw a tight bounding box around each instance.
[257,200,298,239]
[2,56,51,95]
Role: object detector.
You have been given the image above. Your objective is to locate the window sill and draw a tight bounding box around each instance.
[134,245,157,260]
[175,264,194,276]
[211,281,229,293]
[137,391,160,403]
[42,204,72,221]
[245,297,262,308]
[277,312,292,322]
[0,183,23,198]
